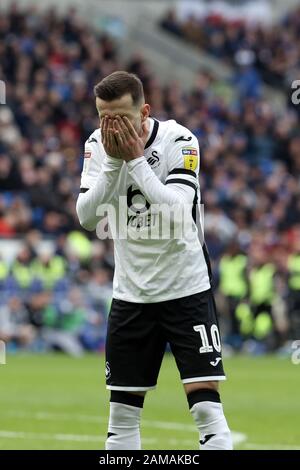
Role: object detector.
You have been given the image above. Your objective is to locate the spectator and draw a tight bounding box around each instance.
[0,296,36,347]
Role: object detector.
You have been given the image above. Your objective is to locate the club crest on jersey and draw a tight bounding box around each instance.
[84,151,91,158]
[182,147,198,170]
[147,150,160,168]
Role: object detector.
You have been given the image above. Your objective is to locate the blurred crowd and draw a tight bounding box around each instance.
[1,5,300,355]
[160,6,300,89]
[0,230,113,355]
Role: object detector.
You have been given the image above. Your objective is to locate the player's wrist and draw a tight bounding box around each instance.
[125,154,144,161]
[105,155,123,166]
[126,156,145,167]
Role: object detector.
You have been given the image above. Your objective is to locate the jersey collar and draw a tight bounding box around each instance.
[145,118,159,149]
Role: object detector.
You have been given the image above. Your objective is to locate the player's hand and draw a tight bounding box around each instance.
[112,116,147,162]
[100,116,121,159]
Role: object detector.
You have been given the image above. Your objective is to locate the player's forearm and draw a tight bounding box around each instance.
[76,156,122,231]
[127,157,195,206]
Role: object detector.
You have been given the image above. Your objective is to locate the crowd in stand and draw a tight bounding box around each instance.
[160,6,300,89]
[1,5,300,354]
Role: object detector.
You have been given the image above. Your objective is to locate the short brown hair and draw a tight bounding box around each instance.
[94,71,144,106]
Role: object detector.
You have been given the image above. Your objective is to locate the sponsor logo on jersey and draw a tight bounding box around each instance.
[182,147,198,156]
[182,147,198,170]
[84,151,91,158]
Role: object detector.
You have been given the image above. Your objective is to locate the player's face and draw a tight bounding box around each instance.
[96,94,150,136]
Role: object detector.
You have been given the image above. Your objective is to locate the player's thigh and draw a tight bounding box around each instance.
[161,289,226,384]
[105,298,166,390]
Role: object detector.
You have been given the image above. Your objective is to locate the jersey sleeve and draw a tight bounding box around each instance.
[80,132,104,190]
[76,130,123,231]
[165,132,200,191]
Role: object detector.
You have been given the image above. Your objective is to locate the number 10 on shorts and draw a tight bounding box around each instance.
[193,324,221,354]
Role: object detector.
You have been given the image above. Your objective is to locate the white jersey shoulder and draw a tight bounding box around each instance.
[80,128,103,189]
[158,119,200,176]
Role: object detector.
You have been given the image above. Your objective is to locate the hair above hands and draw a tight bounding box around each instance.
[94,71,144,105]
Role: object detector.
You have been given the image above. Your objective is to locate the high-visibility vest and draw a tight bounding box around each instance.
[0,261,9,281]
[219,254,247,298]
[249,264,275,305]
[31,256,66,289]
[288,254,300,291]
[67,231,92,261]
[11,261,33,288]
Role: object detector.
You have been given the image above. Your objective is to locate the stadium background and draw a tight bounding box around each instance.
[0,0,300,450]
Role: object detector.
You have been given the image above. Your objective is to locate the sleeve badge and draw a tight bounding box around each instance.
[182,147,198,170]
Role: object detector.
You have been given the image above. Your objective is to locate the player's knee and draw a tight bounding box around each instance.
[187,388,232,449]
[109,391,145,427]
[110,391,145,408]
[187,389,231,435]
[187,389,222,420]
[106,391,145,450]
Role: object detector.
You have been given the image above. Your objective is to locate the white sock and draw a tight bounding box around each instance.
[105,401,142,450]
[190,400,233,450]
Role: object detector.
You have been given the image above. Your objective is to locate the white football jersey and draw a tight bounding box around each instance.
[79,118,211,303]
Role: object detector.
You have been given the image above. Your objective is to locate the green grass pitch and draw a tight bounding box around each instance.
[0,353,299,450]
